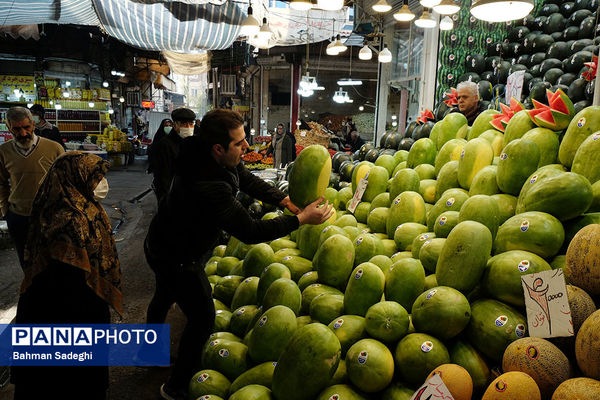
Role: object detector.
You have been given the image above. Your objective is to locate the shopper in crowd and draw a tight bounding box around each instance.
[29,104,64,148]
[0,106,64,267]
[144,108,333,400]
[147,118,173,174]
[11,152,122,399]
[348,127,365,153]
[453,80,487,125]
[150,108,195,203]
[266,123,296,168]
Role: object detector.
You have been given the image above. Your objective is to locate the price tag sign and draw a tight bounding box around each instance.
[521,269,573,338]
[410,373,454,400]
[347,176,368,214]
[254,147,259,154]
[300,131,306,137]
[506,70,526,104]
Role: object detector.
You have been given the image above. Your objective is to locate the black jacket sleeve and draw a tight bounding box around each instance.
[153,141,176,199]
[197,181,299,244]
[237,164,287,205]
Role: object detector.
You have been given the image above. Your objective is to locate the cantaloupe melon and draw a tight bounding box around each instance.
[482,372,541,400]
[575,309,600,380]
[551,377,600,400]
[426,363,473,400]
[502,338,572,399]
[565,224,600,295]
[566,285,597,335]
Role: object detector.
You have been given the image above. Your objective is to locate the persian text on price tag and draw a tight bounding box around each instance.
[347,175,369,214]
[410,373,454,400]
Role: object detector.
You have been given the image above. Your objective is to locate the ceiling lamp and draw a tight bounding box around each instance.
[333,87,352,104]
[470,0,534,22]
[102,81,109,88]
[433,0,460,15]
[326,37,340,55]
[257,17,273,41]
[337,79,363,86]
[317,0,344,11]
[420,0,442,8]
[414,10,437,28]
[240,5,260,37]
[290,0,313,10]
[378,44,392,63]
[394,0,416,21]
[333,34,347,53]
[372,0,392,13]
[88,101,95,108]
[439,16,454,30]
[359,44,372,60]
[300,73,319,90]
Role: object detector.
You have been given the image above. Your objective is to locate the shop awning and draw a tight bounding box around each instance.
[0,0,99,26]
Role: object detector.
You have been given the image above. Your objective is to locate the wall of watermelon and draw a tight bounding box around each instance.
[435,0,599,120]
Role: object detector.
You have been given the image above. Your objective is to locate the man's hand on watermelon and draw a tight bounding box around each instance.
[280,196,301,215]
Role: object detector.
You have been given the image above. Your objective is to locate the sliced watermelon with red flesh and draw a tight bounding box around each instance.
[548,89,574,116]
[527,88,575,131]
[535,109,556,125]
[509,98,525,113]
[489,98,524,133]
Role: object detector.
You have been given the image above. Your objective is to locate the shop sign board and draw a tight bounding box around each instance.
[141,101,155,109]
[0,75,36,102]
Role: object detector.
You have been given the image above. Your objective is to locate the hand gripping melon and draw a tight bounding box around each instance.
[426,364,473,400]
[494,212,565,259]
[450,340,491,394]
[272,323,342,400]
[394,333,451,386]
[467,299,527,362]
[389,168,420,201]
[559,106,600,168]
[551,378,600,400]
[364,301,409,343]
[229,361,277,393]
[502,338,572,399]
[346,338,395,393]
[411,286,471,340]
[436,221,493,293]
[288,145,332,208]
[344,263,385,316]
[496,138,541,196]
[482,372,541,400]
[434,138,467,176]
[386,191,427,238]
[384,258,425,311]
[229,384,273,400]
[189,369,231,399]
[575,309,600,380]
[313,234,355,291]
[457,138,495,190]
[316,384,367,400]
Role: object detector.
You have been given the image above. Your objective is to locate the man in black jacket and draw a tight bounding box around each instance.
[29,104,64,148]
[145,108,333,400]
[151,108,196,203]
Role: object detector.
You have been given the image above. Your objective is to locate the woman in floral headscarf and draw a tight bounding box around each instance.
[11,151,122,400]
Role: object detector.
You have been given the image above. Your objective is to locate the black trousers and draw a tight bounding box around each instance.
[5,210,29,268]
[144,240,215,391]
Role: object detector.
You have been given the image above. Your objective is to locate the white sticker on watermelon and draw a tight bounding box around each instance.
[354,269,364,279]
[446,198,455,207]
[495,316,508,327]
[577,117,586,128]
[530,175,538,184]
[500,153,508,160]
[197,373,209,383]
[426,289,437,299]
[258,316,268,327]
[323,226,332,233]
[518,260,530,272]
[333,319,344,329]
[329,395,340,400]
[421,341,433,353]
[419,234,429,241]
[218,349,229,358]
[358,351,368,364]
[209,340,220,347]
[236,308,245,316]
[356,237,363,246]
[520,220,529,232]
[515,324,526,338]
[593,132,600,140]
[282,256,292,261]
[439,216,447,225]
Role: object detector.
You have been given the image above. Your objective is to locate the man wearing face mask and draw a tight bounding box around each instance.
[150,108,196,203]
[29,104,64,148]
[0,106,64,267]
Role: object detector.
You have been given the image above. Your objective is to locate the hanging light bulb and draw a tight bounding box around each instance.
[372,0,392,13]
[108,107,114,114]
[333,34,347,54]
[326,36,340,56]
[415,10,437,28]
[317,0,344,11]
[420,0,441,7]
[89,101,95,108]
[433,0,460,15]
[378,44,392,63]
[290,0,312,10]
[359,44,373,60]
[240,5,260,37]
[102,81,109,88]
[439,16,454,30]
[470,0,534,22]
[359,106,364,111]
[257,17,273,41]
[394,1,416,21]
[119,96,125,103]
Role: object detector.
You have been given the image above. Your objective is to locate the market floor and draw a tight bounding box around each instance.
[0,157,186,400]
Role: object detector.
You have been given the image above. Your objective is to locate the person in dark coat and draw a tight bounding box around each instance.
[147,118,173,174]
[348,128,365,152]
[29,104,64,148]
[150,109,195,203]
[266,123,296,168]
[145,108,333,400]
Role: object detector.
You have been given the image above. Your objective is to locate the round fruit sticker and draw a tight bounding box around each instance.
[396,224,405,231]
[258,316,268,327]
[201,396,211,400]
[526,345,540,360]
[520,220,530,232]
[449,54,455,61]
[495,380,507,392]
[245,278,253,283]
[355,269,364,280]
[356,237,363,246]
[197,373,209,383]
[426,289,437,300]
[236,308,245,316]
[451,34,457,41]
[394,198,401,205]
[419,234,429,241]
[495,316,508,327]
[577,117,586,128]
[516,324,526,338]
[329,395,340,400]
[358,351,368,364]
[460,149,465,159]
[593,132,600,141]
[333,319,344,329]
[518,260,530,272]
[218,349,229,358]
[530,175,538,184]
[500,153,508,160]
[361,229,369,234]
[282,256,292,261]
[486,37,492,44]
[323,226,332,233]
[272,362,277,366]
[439,216,447,225]
[209,340,219,347]
[421,341,434,353]
[312,284,321,288]
[446,198,455,207]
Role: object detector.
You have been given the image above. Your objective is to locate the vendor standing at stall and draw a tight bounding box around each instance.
[145,108,333,400]
[266,123,296,168]
[453,81,487,125]
[30,104,64,148]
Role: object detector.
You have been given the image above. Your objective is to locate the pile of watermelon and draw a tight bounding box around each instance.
[194,99,600,399]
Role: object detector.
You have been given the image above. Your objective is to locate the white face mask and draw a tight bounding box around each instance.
[164,126,172,134]
[93,177,109,201]
[32,116,40,124]
[178,127,194,138]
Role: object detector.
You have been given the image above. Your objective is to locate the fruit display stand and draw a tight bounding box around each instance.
[88,126,133,167]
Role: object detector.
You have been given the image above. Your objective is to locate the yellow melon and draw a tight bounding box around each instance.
[567,285,597,335]
[502,337,572,399]
[482,371,541,400]
[565,224,600,295]
[426,363,473,400]
[575,309,600,380]
[551,377,600,399]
